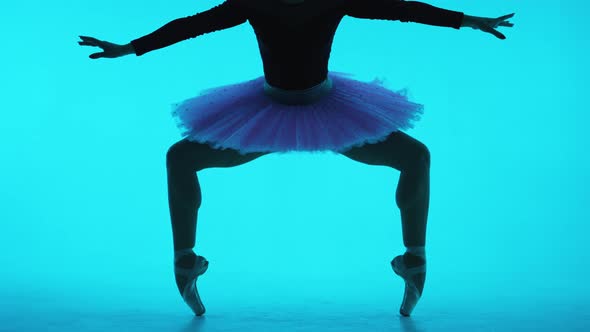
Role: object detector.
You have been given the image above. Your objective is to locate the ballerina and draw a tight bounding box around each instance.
[79,0,514,317]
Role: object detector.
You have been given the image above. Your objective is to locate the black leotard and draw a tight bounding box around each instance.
[131,0,464,90]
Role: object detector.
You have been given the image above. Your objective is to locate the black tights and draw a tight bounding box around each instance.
[166,130,430,252]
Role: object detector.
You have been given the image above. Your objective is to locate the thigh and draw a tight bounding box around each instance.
[339,131,430,171]
[166,138,270,171]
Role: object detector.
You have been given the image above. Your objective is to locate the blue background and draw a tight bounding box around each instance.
[1,0,588,330]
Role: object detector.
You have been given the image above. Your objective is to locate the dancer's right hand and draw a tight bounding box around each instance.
[78,35,132,59]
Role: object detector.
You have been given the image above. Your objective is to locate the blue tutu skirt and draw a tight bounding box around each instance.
[170,71,424,155]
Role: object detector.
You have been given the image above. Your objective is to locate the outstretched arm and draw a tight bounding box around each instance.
[345,0,465,29]
[130,0,246,56]
[345,0,515,39]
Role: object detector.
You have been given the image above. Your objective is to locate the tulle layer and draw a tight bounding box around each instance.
[170,71,424,155]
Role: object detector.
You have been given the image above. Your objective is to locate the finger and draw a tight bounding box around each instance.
[79,35,97,41]
[79,36,101,43]
[79,37,97,45]
[491,28,506,40]
[498,13,515,21]
[481,26,505,40]
[493,21,513,29]
[89,53,104,59]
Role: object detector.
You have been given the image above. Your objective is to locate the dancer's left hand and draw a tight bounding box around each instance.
[465,13,515,40]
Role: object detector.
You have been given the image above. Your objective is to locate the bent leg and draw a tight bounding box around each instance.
[340,130,430,315]
[340,130,431,247]
[166,139,268,251]
[166,139,268,294]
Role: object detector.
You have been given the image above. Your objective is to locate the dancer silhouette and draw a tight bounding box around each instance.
[79,0,514,317]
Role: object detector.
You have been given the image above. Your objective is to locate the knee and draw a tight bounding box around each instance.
[166,142,188,170]
[417,144,431,169]
[405,142,430,170]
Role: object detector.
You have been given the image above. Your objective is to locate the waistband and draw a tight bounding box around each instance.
[263,77,333,105]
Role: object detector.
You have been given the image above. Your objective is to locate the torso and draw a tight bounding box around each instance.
[243,0,346,89]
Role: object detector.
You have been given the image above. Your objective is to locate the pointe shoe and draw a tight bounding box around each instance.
[175,255,209,316]
[391,255,426,317]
